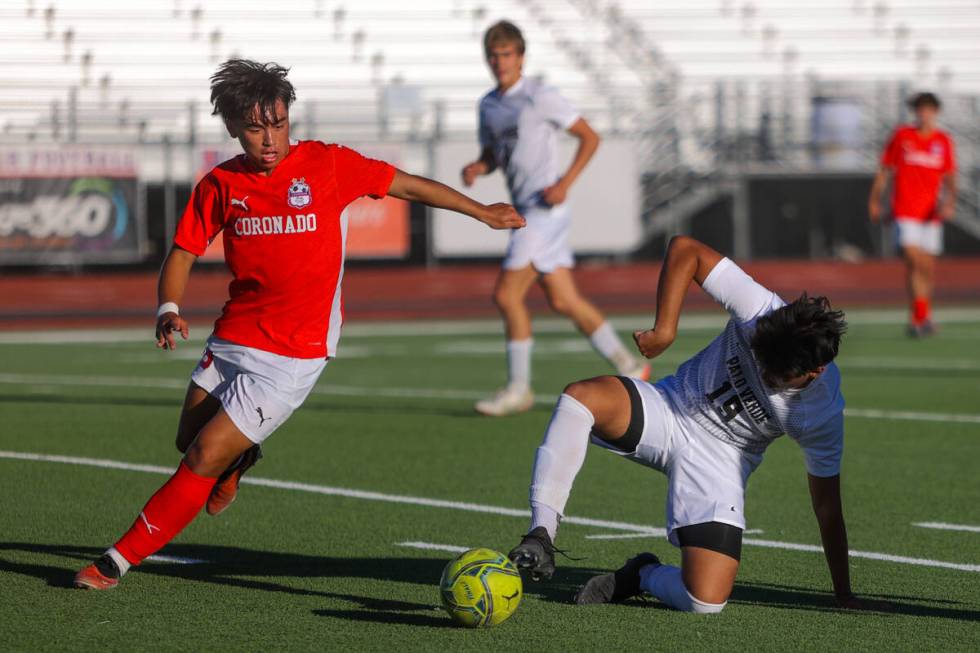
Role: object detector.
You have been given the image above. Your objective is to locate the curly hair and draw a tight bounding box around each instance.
[484,20,526,56]
[750,293,847,383]
[209,59,296,124]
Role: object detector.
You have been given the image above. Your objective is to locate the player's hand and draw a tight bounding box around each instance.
[632,327,674,359]
[479,203,526,230]
[155,312,189,350]
[541,180,569,206]
[939,200,955,220]
[868,198,882,223]
[461,162,486,187]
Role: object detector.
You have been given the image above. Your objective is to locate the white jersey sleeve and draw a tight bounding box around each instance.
[534,86,580,130]
[701,257,784,322]
[792,412,844,477]
[478,100,493,149]
[785,363,845,477]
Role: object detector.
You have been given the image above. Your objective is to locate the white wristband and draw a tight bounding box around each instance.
[156,302,179,318]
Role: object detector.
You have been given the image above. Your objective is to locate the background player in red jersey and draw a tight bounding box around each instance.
[73,59,525,590]
[868,92,957,336]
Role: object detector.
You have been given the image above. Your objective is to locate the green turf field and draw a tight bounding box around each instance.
[1,309,979,651]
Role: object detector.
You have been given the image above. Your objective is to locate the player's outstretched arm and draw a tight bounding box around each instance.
[807,473,861,607]
[541,118,600,206]
[461,147,497,187]
[155,245,197,350]
[633,236,723,359]
[388,169,525,230]
[939,171,958,220]
[867,166,892,223]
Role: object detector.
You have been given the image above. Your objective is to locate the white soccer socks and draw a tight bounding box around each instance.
[639,564,727,614]
[105,546,132,576]
[528,393,595,540]
[588,322,639,376]
[506,338,533,392]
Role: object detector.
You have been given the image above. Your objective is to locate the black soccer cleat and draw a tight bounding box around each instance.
[574,552,661,605]
[508,526,558,581]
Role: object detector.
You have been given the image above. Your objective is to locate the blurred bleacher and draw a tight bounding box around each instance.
[2,0,980,257]
[3,1,979,143]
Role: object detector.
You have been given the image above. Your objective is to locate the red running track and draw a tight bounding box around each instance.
[2,258,980,330]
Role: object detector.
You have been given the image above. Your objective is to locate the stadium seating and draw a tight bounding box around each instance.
[3,0,979,145]
[2,0,978,240]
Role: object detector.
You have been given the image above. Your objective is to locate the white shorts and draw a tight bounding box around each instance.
[894,218,943,256]
[503,203,574,273]
[590,377,760,547]
[190,336,327,444]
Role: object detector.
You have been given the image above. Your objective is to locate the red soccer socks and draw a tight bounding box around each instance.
[113,462,217,565]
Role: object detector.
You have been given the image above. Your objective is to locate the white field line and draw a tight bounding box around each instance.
[145,554,207,565]
[396,541,471,554]
[3,306,980,344]
[110,345,980,369]
[586,528,763,540]
[2,372,979,427]
[913,522,980,534]
[1,450,979,574]
[842,408,980,425]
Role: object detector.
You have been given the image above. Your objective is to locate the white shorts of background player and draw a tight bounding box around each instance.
[502,203,574,273]
[191,336,327,444]
[894,217,943,256]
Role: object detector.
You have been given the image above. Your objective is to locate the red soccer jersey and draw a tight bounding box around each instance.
[174,140,396,358]
[881,125,955,221]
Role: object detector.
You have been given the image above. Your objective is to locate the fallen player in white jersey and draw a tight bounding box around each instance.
[508,235,876,613]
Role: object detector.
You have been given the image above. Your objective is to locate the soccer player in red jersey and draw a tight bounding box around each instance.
[73,59,525,590]
[868,92,956,337]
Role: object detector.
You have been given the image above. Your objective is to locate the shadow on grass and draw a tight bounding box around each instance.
[730,580,980,620]
[3,543,976,624]
[0,541,591,628]
[0,392,509,420]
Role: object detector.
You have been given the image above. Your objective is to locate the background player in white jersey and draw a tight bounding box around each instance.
[462,21,649,416]
[508,236,878,613]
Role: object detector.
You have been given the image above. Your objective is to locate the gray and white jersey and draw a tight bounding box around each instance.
[658,258,845,477]
[478,76,580,209]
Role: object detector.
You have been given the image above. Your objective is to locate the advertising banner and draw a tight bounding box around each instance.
[431,138,642,258]
[0,147,144,265]
[195,143,409,261]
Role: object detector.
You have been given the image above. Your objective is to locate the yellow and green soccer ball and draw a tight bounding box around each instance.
[439,548,523,628]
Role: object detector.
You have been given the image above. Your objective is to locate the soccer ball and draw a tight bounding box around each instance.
[439,548,523,628]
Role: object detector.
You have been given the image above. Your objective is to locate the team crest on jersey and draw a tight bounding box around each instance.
[199,349,214,370]
[287,178,312,208]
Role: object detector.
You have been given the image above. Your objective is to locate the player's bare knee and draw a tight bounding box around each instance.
[562,377,616,414]
[183,441,232,477]
[493,287,521,313]
[562,379,593,404]
[547,293,575,316]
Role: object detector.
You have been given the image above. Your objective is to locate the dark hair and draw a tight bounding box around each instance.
[210,59,296,124]
[909,92,941,110]
[750,293,847,382]
[484,20,526,56]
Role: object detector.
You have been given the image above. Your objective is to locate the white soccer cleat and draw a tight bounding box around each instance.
[474,386,535,417]
[622,360,651,381]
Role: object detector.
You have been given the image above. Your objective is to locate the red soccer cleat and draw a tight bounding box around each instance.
[73,561,119,590]
[624,361,651,381]
[206,444,262,516]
